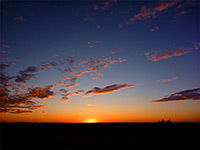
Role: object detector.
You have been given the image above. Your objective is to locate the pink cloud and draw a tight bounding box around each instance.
[96,24,101,28]
[145,43,200,61]
[15,17,24,21]
[157,76,179,83]
[93,0,117,10]
[92,77,101,80]
[65,83,80,88]
[119,0,181,27]
[76,70,90,77]
[0,44,11,49]
[151,26,159,32]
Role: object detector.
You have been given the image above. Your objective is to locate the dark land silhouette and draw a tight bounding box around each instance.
[0,122,200,150]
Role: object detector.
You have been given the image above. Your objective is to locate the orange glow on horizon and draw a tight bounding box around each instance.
[84,118,98,123]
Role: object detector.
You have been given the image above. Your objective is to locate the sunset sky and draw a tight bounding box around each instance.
[1,0,200,123]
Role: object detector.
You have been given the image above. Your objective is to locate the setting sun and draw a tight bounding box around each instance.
[84,119,98,123]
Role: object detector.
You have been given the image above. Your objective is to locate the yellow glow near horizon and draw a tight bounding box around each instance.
[84,118,98,123]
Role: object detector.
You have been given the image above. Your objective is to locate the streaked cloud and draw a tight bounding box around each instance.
[73,90,84,95]
[93,0,117,10]
[76,70,90,77]
[0,61,15,71]
[0,44,11,49]
[157,76,179,83]
[83,84,137,97]
[65,83,80,88]
[145,42,200,62]
[119,0,181,27]
[15,17,24,21]
[150,88,200,103]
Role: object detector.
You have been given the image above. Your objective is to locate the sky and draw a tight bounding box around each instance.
[1,0,200,123]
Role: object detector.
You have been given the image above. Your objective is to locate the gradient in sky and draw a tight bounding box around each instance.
[1,0,200,123]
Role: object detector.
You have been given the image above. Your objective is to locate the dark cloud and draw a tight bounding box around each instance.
[150,88,200,103]
[27,85,55,100]
[0,61,15,71]
[15,72,35,83]
[24,66,39,73]
[73,90,84,95]
[83,84,137,96]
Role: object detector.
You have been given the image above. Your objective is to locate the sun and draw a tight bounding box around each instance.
[84,118,98,123]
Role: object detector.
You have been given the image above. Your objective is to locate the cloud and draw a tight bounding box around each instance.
[150,88,200,103]
[0,61,15,71]
[174,10,187,19]
[151,26,159,32]
[96,24,101,28]
[92,77,101,80]
[93,0,117,10]
[83,84,137,97]
[15,72,35,83]
[73,90,84,95]
[40,61,59,69]
[27,85,55,100]
[64,69,76,74]
[76,70,90,77]
[0,52,128,112]
[157,76,179,83]
[0,44,11,49]
[65,83,80,88]
[15,17,24,21]
[119,0,181,27]
[145,42,200,61]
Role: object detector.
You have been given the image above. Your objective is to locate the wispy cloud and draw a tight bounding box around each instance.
[96,24,101,28]
[119,0,181,27]
[151,26,159,32]
[83,84,137,97]
[150,88,200,103]
[157,76,179,83]
[93,0,117,10]
[65,83,80,89]
[144,42,200,62]
[15,17,24,21]
[0,44,11,49]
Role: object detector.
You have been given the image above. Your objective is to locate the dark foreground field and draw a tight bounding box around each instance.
[0,122,200,150]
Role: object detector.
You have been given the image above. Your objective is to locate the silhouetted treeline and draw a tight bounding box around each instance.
[0,122,199,150]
